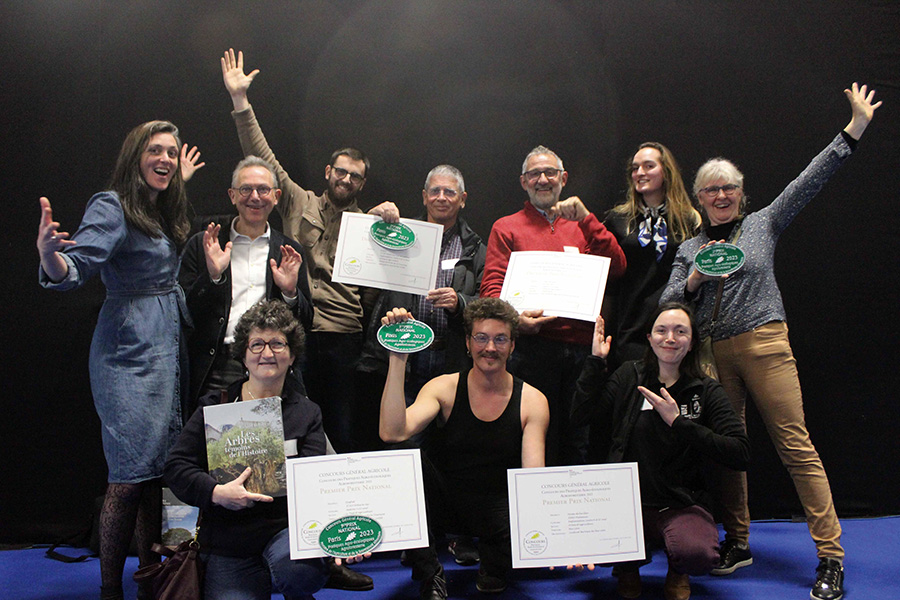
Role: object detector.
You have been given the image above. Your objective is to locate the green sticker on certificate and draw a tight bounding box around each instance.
[377,320,435,353]
[319,516,383,558]
[694,243,745,276]
[370,221,416,250]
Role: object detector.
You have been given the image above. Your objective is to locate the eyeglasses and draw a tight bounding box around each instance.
[523,168,562,182]
[235,185,274,198]
[331,166,365,184]
[470,333,511,348]
[247,338,288,354]
[699,184,740,197]
[426,186,460,199]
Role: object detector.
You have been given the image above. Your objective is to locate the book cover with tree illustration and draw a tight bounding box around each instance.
[203,397,287,497]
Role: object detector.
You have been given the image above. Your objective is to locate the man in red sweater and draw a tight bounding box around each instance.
[480,145,625,465]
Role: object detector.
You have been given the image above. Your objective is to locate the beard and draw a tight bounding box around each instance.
[328,178,358,207]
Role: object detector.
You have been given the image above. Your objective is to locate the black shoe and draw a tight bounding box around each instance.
[448,536,480,566]
[323,561,375,591]
[475,568,507,594]
[710,539,753,575]
[420,566,448,600]
[811,557,844,600]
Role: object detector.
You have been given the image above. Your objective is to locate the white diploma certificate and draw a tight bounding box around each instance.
[507,463,645,568]
[499,251,611,322]
[285,449,429,559]
[332,213,443,295]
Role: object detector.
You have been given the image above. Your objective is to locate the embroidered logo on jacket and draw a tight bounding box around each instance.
[679,394,702,420]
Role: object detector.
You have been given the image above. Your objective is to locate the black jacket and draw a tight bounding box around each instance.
[163,377,325,557]
[573,356,750,509]
[179,217,314,412]
[357,216,486,376]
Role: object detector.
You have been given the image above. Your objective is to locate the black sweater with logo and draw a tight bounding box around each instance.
[572,357,750,510]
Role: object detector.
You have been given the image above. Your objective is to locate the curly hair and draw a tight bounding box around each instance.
[232,300,305,361]
[463,298,520,340]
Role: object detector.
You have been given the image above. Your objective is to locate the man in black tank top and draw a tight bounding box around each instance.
[380,298,549,599]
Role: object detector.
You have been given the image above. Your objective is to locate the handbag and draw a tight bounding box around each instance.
[133,523,203,600]
[698,278,725,381]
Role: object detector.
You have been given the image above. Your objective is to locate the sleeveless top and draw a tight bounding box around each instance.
[426,368,524,496]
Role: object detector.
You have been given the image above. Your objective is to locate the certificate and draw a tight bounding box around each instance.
[499,251,610,322]
[332,213,443,295]
[507,463,645,568]
[285,449,429,559]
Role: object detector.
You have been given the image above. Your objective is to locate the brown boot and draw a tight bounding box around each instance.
[615,568,642,598]
[664,568,690,600]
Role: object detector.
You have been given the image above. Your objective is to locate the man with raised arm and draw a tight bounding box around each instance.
[480,145,626,466]
[220,48,396,593]
[379,298,549,599]
[221,48,399,459]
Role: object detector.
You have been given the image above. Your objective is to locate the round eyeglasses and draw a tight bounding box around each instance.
[235,185,274,198]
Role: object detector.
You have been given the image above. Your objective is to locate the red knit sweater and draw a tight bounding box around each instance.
[480,201,626,345]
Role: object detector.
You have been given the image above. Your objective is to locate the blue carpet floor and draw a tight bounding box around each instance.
[2,517,896,599]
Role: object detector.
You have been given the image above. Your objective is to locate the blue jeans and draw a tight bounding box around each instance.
[202,528,329,600]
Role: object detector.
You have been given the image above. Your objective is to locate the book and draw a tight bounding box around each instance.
[203,396,287,497]
[161,487,199,547]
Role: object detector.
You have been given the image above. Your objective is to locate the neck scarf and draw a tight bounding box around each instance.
[638,202,668,262]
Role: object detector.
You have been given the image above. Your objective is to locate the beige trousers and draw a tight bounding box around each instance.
[712,321,843,559]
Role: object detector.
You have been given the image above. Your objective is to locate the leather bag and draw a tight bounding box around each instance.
[133,538,203,600]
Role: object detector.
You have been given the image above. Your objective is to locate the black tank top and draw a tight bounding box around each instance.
[427,369,524,496]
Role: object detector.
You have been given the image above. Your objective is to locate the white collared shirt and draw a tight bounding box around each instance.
[223,219,271,343]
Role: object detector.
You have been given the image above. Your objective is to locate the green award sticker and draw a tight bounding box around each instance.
[370,221,416,250]
[694,243,745,277]
[319,516,383,558]
[377,320,435,353]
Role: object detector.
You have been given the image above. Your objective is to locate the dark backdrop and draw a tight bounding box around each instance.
[2,1,898,544]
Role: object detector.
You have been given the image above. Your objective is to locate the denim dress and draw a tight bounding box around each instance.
[40,192,185,483]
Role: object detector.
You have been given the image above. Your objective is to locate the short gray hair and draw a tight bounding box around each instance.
[424,164,465,194]
[232,155,278,189]
[693,158,749,214]
[521,145,564,174]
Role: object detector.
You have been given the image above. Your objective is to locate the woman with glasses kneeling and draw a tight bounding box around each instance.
[165,300,351,599]
[571,303,749,600]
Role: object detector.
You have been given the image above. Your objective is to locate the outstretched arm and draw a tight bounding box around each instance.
[221,48,258,112]
[379,308,443,442]
[37,197,75,283]
[843,82,881,140]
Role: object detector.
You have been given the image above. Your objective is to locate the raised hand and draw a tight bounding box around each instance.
[210,467,274,511]
[591,314,612,359]
[221,48,259,111]
[37,197,75,282]
[637,385,680,426]
[381,306,414,326]
[271,245,302,296]
[203,222,232,281]
[179,144,206,182]
[844,82,881,140]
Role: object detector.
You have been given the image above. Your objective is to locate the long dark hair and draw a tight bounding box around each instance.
[108,120,190,246]
[642,301,704,380]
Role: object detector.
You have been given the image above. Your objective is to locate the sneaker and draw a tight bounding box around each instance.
[810,557,844,600]
[615,568,642,598]
[664,568,690,600]
[710,539,753,575]
[420,566,448,600]
[476,568,507,594]
[448,536,480,566]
